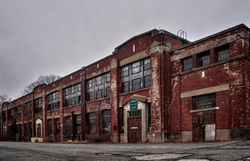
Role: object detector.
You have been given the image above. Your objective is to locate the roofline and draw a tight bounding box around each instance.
[172,23,250,52]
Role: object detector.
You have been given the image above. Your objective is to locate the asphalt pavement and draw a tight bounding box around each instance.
[0,140,249,161]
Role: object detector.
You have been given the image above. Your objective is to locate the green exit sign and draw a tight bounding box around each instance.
[130,102,138,110]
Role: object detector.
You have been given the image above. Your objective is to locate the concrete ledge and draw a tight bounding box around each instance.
[31,137,43,143]
[181,131,192,142]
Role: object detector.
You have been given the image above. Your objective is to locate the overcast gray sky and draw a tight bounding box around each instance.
[1,0,250,99]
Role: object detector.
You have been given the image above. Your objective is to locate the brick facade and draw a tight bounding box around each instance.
[1,24,250,143]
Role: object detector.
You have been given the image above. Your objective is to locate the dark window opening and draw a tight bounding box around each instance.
[216,44,230,62]
[76,115,81,135]
[182,57,193,71]
[193,94,216,110]
[148,103,151,132]
[15,106,22,118]
[23,102,31,117]
[35,97,43,113]
[198,51,210,67]
[65,116,71,139]
[48,119,52,135]
[87,113,96,134]
[102,110,111,134]
[128,110,141,118]
[56,118,60,135]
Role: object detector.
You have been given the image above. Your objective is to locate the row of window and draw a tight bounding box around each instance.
[182,44,230,72]
[47,116,81,136]
[87,110,111,134]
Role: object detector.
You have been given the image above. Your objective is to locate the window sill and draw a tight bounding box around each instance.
[190,107,219,113]
[63,103,81,109]
[119,87,151,96]
[86,96,110,104]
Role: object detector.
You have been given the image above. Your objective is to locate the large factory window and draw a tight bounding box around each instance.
[121,57,150,93]
[64,83,81,107]
[35,97,42,113]
[47,91,60,111]
[86,73,110,101]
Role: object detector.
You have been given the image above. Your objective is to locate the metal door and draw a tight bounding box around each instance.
[193,111,216,141]
[128,117,141,143]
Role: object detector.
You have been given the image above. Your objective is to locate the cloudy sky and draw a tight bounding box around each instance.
[1,0,250,99]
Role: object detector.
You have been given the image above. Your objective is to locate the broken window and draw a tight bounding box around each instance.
[102,110,111,134]
[121,57,150,93]
[65,116,71,139]
[216,44,230,62]
[56,118,60,135]
[48,119,52,135]
[182,56,193,71]
[23,102,31,117]
[8,108,14,120]
[76,115,81,135]
[47,91,60,111]
[87,113,96,134]
[64,83,81,107]
[35,97,43,113]
[193,94,216,110]
[86,72,110,101]
[198,51,210,67]
[15,105,22,118]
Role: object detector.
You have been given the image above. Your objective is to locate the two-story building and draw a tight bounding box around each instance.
[1,23,250,143]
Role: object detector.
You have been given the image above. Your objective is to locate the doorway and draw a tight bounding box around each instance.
[128,117,141,143]
[193,111,216,141]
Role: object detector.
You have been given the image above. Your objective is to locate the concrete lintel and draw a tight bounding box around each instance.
[190,107,219,113]
[120,50,149,67]
[171,32,246,62]
[181,84,229,98]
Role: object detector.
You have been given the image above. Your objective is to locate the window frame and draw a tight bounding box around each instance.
[193,93,216,110]
[102,110,111,134]
[47,91,60,111]
[182,56,193,72]
[121,57,150,93]
[35,97,43,113]
[216,44,230,62]
[198,51,210,67]
[86,72,110,101]
[87,112,96,134]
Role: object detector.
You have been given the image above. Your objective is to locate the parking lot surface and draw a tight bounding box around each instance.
[0,140,250,161]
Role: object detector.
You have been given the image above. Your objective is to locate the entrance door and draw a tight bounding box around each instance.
[128,117,141,143]
[193,111,216,141]
[193,113,204,141]
[37,124,41,137]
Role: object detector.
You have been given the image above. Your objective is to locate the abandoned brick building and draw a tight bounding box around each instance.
[1,24,250,143]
